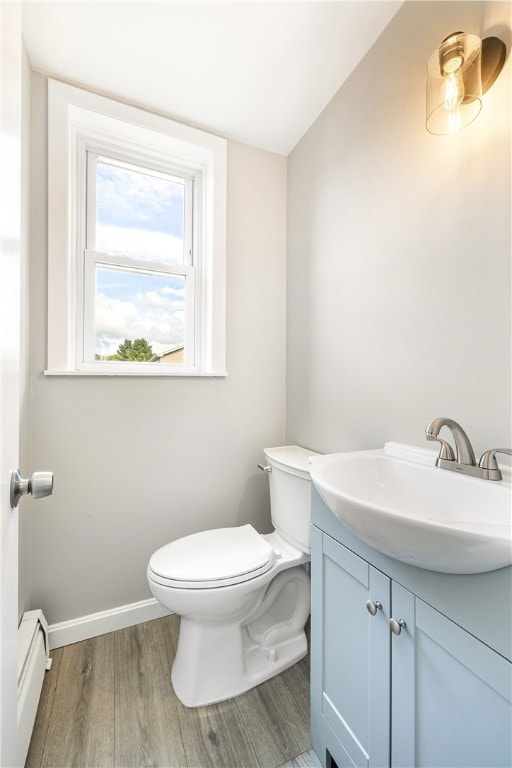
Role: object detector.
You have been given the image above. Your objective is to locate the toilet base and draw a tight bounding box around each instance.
[170,566,310,707]
[243,627,308,686]
[172,620,308,708]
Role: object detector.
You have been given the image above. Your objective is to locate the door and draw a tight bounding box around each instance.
[391,586,512,768]
[311,529,391,768]
[0,2,22,765]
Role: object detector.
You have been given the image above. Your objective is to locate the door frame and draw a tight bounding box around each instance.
[0,2,22,765]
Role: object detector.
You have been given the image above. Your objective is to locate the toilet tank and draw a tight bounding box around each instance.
[263,445,320,554]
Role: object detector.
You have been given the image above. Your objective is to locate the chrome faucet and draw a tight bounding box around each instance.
[425,417,476,466]
[425,418,511,481]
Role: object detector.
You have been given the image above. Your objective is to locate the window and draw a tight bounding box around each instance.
[47,80,227,376]
[84,155,194,367]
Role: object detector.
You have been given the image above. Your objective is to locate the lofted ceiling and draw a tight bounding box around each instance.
[22,1,403,155]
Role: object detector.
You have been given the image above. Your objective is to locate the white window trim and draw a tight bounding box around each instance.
[47,79,227,376]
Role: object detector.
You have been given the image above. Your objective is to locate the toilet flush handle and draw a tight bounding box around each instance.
[257,464,272,473]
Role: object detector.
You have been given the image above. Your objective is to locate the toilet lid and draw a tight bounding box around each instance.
[148,524,275,588]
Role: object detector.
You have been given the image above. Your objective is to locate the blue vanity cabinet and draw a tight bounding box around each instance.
[311,516,512,768]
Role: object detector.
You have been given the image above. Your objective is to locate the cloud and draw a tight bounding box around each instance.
[96,223,185,265]
[162,285,186,298]
[134,290,172,309]
[95,291,184,356]
[96,161,185,238]
[134,288,185,310]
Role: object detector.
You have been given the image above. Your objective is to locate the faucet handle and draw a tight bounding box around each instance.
[425,434,456,461]
[478,449,512,471]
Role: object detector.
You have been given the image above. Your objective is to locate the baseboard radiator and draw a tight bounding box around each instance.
[17,610,51,766]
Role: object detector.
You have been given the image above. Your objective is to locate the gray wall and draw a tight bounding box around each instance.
[29,73,287,624]
[286,1,511,457]
[26,1,512,626]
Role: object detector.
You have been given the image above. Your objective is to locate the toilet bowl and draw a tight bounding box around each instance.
[147,445,319,707]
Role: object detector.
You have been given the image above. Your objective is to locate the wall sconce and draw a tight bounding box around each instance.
[426,31,506,135]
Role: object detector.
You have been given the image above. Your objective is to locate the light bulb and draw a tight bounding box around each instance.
[442,69,465,112]
[447,108,461,134]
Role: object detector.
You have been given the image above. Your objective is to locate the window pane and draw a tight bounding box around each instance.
[95,160,185,265]
[95,265,185,364]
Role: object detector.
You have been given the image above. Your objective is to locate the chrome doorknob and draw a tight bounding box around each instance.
[30,472,54,499]
[10,469,54,508]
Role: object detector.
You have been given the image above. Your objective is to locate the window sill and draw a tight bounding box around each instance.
[44,369,228,378]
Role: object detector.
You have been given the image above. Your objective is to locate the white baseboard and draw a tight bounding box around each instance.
[48,598,171,649]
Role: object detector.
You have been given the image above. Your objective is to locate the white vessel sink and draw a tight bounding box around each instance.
[310,443,512,574]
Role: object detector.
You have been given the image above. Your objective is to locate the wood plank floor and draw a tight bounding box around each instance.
[26,615,321,768]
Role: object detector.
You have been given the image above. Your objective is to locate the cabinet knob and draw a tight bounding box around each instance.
[366,600,382,616]
[389,618,407,635]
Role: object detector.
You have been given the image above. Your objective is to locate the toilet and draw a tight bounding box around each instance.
[147,445,319,707]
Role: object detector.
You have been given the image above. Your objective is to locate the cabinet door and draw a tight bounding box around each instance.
[311,529,391,768]
[391,583,512,768]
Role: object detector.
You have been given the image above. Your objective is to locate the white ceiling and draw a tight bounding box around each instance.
[22,1,403,155]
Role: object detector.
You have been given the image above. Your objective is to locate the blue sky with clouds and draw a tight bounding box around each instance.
[97,161,184,238]
[94,160,187,359]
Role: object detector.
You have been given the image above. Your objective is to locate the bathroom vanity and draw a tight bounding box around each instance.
[310,486,512,768]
